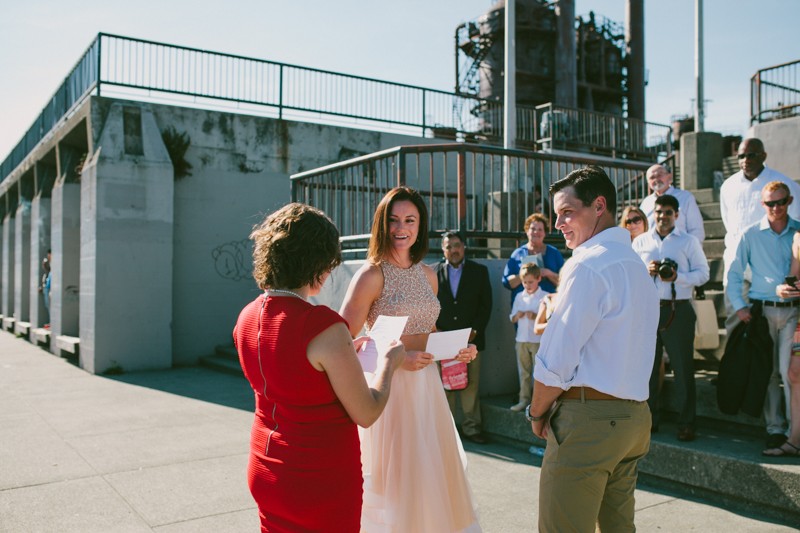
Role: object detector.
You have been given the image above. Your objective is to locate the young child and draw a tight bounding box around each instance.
[509,263,547,411]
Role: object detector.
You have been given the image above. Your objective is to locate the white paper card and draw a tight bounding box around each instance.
[358,315,408,373]
[426,327,471,361]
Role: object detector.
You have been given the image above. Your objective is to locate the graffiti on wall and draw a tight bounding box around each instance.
[212,239,252,281]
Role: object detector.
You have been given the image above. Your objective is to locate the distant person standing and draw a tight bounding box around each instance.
[502,213,564,308]
[434,231,493,444]
[721,138,800,288]
[640,164,705,241]
[529,166,659,532]
[39,249,52,327]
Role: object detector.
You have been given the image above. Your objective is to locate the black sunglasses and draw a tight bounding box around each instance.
[624,216,643,225]
[737,152,762,160]
[764,197,790,208]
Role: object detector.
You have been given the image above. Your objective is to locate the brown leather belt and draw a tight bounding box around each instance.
[560,386,620,401]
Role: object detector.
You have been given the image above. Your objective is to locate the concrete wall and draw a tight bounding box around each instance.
[146,101,441,366]
[13,203,31,325]
[50,181,81,345]
[751,116,800,181]
[1,94,461,373]
[29,196,51,328]
[79,102,174,373]
[312,258,520,397]
[1,215,14,318]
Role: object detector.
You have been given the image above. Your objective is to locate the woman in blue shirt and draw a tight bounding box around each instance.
[502,213,565,308]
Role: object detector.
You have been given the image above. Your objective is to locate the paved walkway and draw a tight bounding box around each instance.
[0,332,795,532]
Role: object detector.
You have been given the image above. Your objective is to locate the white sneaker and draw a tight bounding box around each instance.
[510,401,528,412]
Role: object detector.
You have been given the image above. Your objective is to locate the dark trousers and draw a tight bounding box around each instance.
[650,300,697,428]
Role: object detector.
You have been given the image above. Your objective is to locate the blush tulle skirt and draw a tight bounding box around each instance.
[360,364,482,532]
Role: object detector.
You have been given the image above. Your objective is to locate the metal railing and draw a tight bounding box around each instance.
[290,143,652,257]
[751,59,800,124]
[522,103,672,160]
[2,33,670,186]
[0,39,99,180]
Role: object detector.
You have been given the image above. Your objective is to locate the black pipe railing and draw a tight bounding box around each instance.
[291,143,652,257]
[1,33,671,187]
[751,59,800,124]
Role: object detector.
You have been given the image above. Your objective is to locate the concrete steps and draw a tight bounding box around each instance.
[481,375,800,525]
[199,344,243,376]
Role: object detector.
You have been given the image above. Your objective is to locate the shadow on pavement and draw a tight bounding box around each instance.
[107,366,254,412]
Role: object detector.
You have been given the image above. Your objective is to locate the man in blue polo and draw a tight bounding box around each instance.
[727,181,800,451]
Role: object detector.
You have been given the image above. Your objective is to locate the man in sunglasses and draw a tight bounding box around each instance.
[727,181,800,451]
[640,164,705,242]
[720,138,800,286]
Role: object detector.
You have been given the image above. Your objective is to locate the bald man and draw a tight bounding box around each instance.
[640,164,705,242]
[721,138,800,284]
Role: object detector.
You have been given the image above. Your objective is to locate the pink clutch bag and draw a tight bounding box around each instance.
[441,359,468,390]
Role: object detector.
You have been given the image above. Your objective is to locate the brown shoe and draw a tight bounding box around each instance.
[677,426,696,442]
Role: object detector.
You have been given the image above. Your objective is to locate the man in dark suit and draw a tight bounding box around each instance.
[434,231,493,444]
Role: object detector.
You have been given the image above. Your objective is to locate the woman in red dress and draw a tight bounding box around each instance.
[234,203,405,532]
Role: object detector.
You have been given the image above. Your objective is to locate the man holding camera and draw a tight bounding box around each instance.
[633,194,710,441]
[727,181,800,450]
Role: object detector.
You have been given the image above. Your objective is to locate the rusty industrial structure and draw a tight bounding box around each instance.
[455,0,645,122]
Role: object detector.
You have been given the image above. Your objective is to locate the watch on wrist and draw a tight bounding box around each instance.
[525,404,545,422]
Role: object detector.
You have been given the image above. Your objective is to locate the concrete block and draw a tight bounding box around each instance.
[2,215,15,317]
[30,327,50,346]
[14,321,30,337]
[49,181,80,354]
[29,196,51,329]
[2,316,15,331]
[80,103,173,373]
[13,203,31,323]
[681,132,723,190]
[704,220,726,239]
[699,202,720,220]
[55,334,80,355]
[752,115,800,181]
[692,188,719,204]
[702,239,725,259]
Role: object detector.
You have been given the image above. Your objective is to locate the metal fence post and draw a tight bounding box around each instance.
[96,34,102,96]
[397,153,405,187]
[421,89,427,137]
[457,147,466,232]
[279,65,284,120]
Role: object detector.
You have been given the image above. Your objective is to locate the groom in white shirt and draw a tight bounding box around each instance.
[527,166,659,532]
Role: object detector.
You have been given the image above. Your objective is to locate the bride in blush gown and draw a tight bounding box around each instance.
[340,187,482,532]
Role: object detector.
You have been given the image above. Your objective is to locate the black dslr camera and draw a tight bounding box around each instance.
[656,258,678,280]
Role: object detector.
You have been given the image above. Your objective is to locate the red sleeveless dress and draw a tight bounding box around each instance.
[233,294,360,533]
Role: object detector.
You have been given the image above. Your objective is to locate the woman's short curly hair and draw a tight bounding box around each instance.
[524,212,549,232]
[250,203,342,290]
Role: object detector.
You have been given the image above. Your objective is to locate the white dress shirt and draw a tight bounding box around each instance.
[510,287,547,343]
[640,186,705,242]
[533,227,659,401]
[632,227,710,300]
[720,165,800,280]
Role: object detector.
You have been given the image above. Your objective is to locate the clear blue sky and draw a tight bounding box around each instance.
[1,0,797,160]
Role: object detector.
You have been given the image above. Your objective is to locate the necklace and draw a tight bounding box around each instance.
[265,288,306,300]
